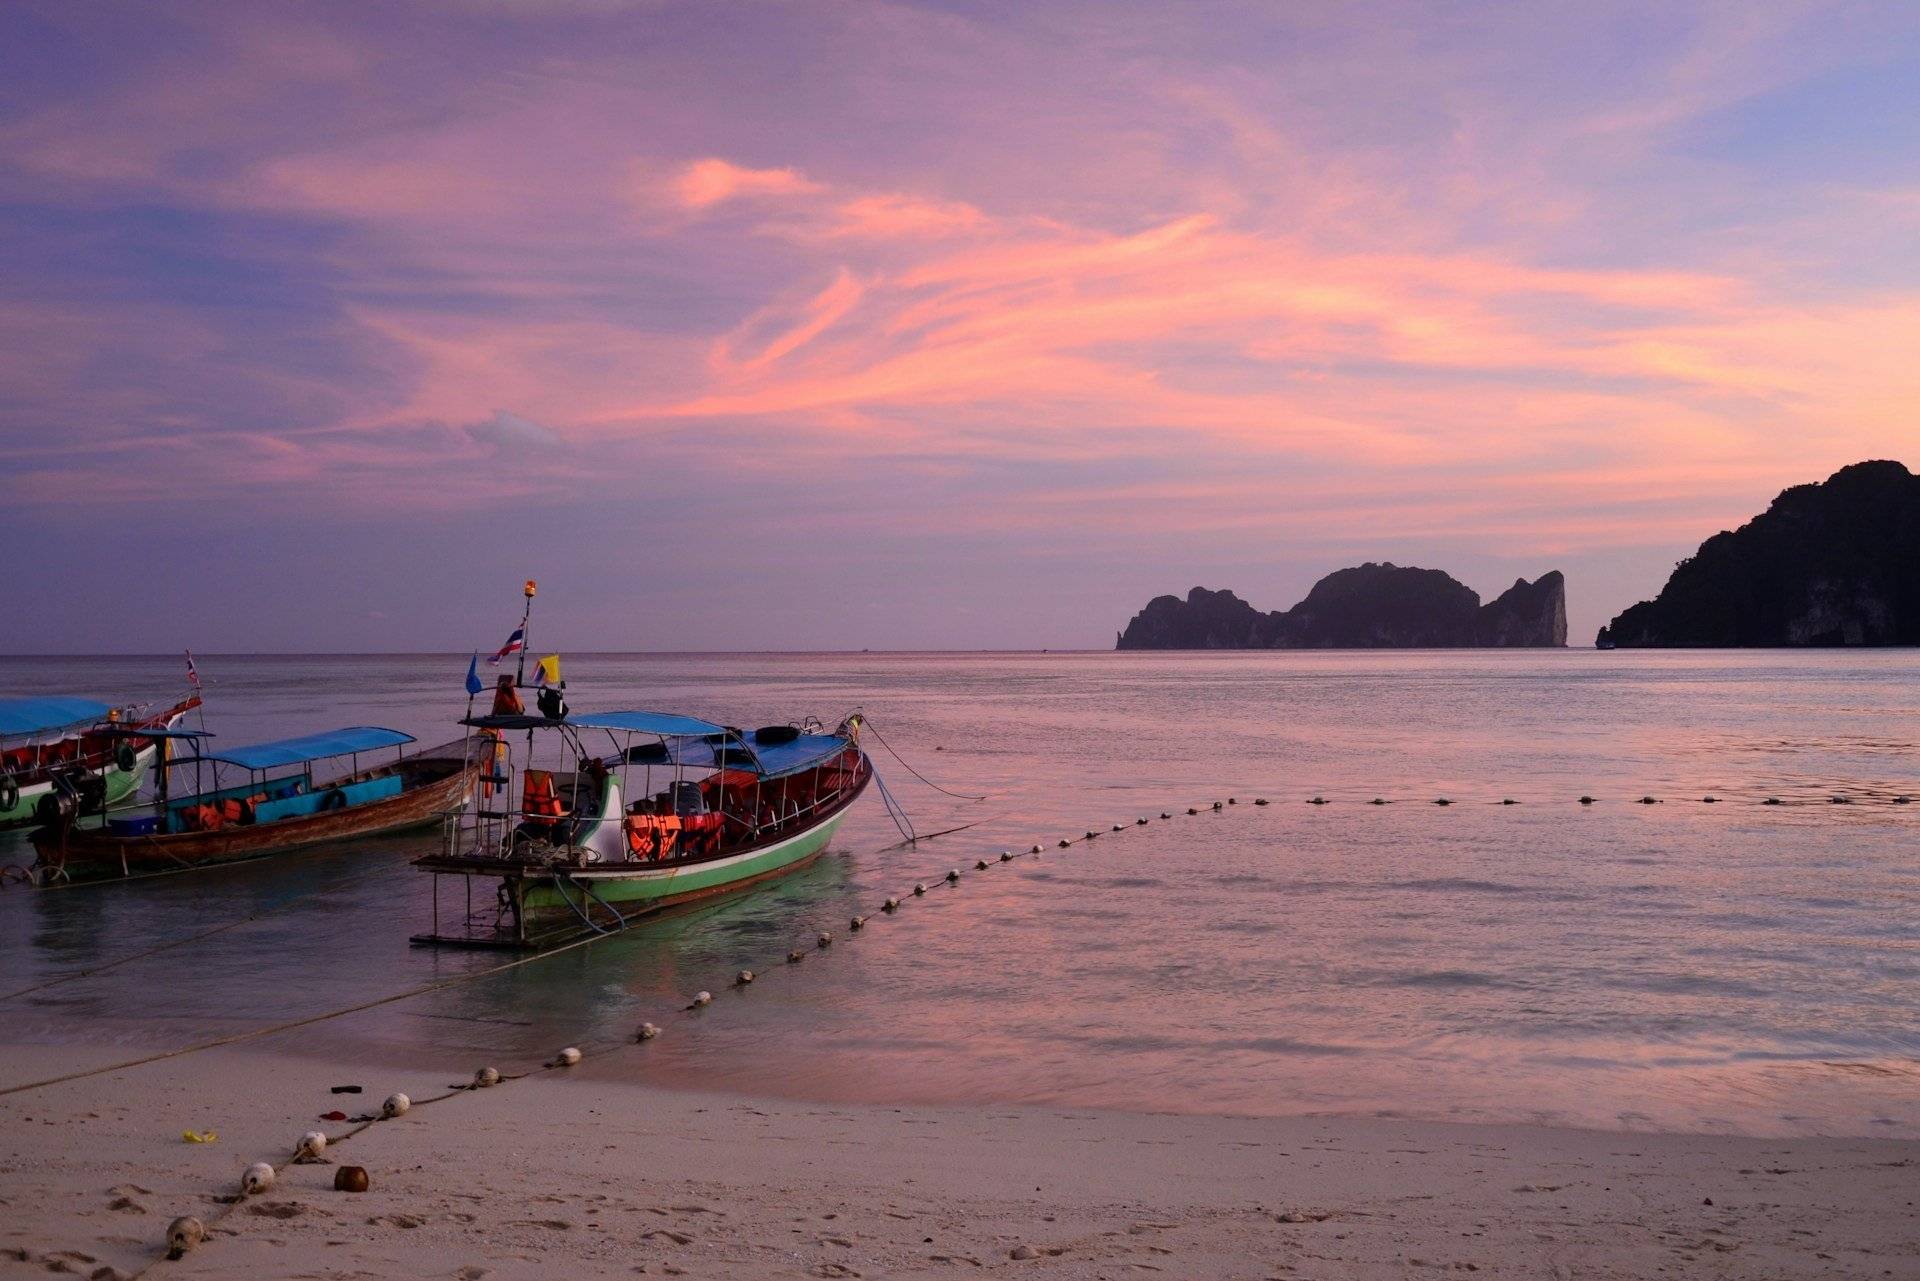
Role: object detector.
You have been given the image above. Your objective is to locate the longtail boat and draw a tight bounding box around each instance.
[0,694,201,831]
[29,726,476,884]
[411,708,872,947]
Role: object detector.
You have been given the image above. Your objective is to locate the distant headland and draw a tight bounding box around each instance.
[1116,564,1567,650]
[1599,460,1920,647]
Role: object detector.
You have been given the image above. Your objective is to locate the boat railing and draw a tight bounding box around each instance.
[439,744,867,866]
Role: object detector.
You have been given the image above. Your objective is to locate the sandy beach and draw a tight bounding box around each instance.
[2,1041,1914,1281]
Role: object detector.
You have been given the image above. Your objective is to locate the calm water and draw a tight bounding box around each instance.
[1,651,1916,1136]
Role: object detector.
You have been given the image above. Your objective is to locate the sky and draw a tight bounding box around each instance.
[3,0,1917,653]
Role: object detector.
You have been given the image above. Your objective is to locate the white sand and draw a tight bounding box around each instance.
[1,1042,1915,1280]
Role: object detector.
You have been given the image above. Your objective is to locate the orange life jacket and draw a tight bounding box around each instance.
[522,770,566,831]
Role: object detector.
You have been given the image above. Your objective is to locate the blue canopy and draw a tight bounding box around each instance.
[753,734,854,779]
[0,696,112,738]
[569,710,730,737]
[615,731,849,779]
[196,726,414,771]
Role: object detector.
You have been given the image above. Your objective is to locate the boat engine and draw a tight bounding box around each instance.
[36,769,105,825]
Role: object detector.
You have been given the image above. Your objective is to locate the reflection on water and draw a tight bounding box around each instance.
[1,649,1916,1135]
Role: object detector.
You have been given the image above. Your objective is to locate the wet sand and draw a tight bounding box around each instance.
[2,1042,1915,1280]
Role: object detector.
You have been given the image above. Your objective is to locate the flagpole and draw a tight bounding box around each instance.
[515,580,536,688]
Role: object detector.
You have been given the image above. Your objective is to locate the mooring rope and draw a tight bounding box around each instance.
[0,913,269,1005]
[859,718,988,801]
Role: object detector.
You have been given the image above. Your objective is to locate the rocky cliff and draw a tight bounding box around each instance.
[1598,461,1920,647]
[1116,564,1568,649]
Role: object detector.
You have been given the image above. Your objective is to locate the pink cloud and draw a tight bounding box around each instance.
[671,157,822,209]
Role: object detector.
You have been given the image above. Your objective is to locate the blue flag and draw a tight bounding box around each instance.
[465,654,484,697]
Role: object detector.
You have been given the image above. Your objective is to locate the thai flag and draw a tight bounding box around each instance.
[488,628,525,666]
[185,651,201,690]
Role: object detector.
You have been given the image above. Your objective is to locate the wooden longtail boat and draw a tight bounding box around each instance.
[411,709,872,947]
[0,694,201,830]
[30,726,476,884]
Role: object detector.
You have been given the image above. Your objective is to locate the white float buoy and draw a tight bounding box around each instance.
[473,1066,500,1088]
[242,1162,275,1196]
[976,859,989,870]
[294,1130,327,1163]
[1000,852,1013,862]
[913,882,926,895]
[946,868,960,883]
[637,1022,662,1041]
[883,897,899,912]
[787,949,805,964]
[691,990,713,1008]
[1030,844,1043,854]
[166,1216,205,1259]
[736,969,756,985]
[380,1092,410,1119]
[851,915,867,929]
[818,931,834,947]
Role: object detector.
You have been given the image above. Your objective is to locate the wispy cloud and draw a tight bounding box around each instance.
[1,0,1916,647]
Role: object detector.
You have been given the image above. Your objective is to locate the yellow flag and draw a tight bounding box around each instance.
[535,655,561,687]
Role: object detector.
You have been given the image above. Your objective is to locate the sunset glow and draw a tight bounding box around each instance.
[4,2,1917,649]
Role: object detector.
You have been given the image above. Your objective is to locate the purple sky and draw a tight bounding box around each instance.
[3,2,1917,652]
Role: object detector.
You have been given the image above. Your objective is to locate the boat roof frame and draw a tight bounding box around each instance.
[176,726,416,772]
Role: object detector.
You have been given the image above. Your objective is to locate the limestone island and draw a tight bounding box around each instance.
[1599,460,1919,647]
[1116,563,1567,649]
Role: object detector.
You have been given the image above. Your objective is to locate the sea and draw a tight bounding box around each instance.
[1,651,1915,1136]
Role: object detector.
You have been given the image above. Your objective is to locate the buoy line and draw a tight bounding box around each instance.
[26,784,1917,1273]
[118,799,1221,1274]
[0,809,1012,1103]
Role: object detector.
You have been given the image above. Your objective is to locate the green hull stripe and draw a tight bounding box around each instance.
[523,809,851,911]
